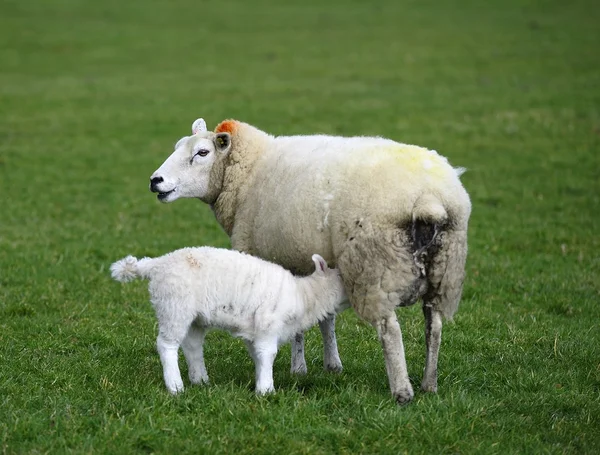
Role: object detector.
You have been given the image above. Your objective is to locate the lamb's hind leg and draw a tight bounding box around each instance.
[181,323,209,385]
[156,310,195,394]
[156,333,185,394]
[247,337,278,394]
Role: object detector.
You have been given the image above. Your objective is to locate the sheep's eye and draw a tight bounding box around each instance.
[195,149,210,158]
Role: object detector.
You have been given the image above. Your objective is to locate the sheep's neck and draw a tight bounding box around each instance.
[211,123,271,236]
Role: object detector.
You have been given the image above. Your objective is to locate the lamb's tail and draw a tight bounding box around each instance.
[110,256,149,283]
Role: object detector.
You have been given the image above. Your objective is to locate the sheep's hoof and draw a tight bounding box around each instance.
[189,376,209,386]
[324,362,343,373]
[291,362,308,375]
[421,381,438,393]
[394,388,414,406]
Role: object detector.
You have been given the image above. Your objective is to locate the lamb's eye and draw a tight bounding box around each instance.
[195,149,210,157]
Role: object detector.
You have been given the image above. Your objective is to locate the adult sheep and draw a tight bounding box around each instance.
[149,118,471,404]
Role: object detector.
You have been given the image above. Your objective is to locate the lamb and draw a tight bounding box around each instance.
[149,118,471,404]
[110,247,347,395]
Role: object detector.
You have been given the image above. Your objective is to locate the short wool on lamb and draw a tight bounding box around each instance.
[111,247,347,395]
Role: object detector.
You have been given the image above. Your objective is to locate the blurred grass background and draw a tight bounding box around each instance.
[1,0,599,453]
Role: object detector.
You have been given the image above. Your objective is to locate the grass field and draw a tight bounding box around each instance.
[1,0,599,453]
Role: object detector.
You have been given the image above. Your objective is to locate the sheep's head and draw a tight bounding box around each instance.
[150,119,232,204]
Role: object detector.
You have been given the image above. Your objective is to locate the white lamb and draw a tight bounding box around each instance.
[149,118,471,404]
[110,247,347,395]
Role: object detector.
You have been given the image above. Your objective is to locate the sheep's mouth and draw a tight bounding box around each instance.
[157,189,176,202]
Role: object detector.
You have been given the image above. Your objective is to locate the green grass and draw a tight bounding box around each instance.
[1,0,599,453]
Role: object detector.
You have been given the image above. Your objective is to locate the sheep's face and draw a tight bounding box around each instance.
[150,132,231,203]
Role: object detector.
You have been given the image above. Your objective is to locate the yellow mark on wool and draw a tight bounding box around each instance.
[379,144,450,180]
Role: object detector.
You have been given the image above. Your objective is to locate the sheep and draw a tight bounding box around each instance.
[110,247,347,395]
[149,118,471,404]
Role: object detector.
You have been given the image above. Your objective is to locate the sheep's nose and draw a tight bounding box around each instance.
[150,176,163,192]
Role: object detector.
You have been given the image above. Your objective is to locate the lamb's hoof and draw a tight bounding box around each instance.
[256,387,275,396]
[394,388,414,406]
[166,380,184,395]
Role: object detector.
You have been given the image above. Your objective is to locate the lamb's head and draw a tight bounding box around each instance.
[310,254,347,305]
[149,119,231,204]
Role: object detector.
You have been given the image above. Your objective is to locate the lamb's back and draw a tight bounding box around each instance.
[147,247,299,338]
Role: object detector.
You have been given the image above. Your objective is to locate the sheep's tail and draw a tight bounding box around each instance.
[411,193,470,320]
[110,256,153,283]
[412,194,448,225]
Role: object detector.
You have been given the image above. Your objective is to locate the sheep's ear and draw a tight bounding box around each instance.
[191,118,207,135]
[312,254,327,274]
[174,136,189,150]
[214,133,231,154]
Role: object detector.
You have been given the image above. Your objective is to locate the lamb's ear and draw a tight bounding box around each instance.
[312,254,328,274]
[214,133,232,154]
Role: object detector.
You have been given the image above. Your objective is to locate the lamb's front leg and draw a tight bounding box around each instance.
[247,338,278,394]
[156,334,184,394]
[181,323,209,385]
[319,314,343,372]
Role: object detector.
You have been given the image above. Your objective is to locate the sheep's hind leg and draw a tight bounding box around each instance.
[248,338,278,394]
[181,323,209,385]
[290,333,307,375]
[156,333,184,394]
[319,315,343,372]
[421,304,442,392]
[376,312,414,405]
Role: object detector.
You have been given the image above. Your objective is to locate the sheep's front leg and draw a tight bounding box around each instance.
[291,315,342,375]
[422,304,443,393]
[319,315,343,372]
[291,332,307,375]
[156,334,184,394]
[376,313,414,405]
[181,324,209,385]
[248,338,278,394]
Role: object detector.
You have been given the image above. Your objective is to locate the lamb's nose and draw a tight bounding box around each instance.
[150,176,163,192]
